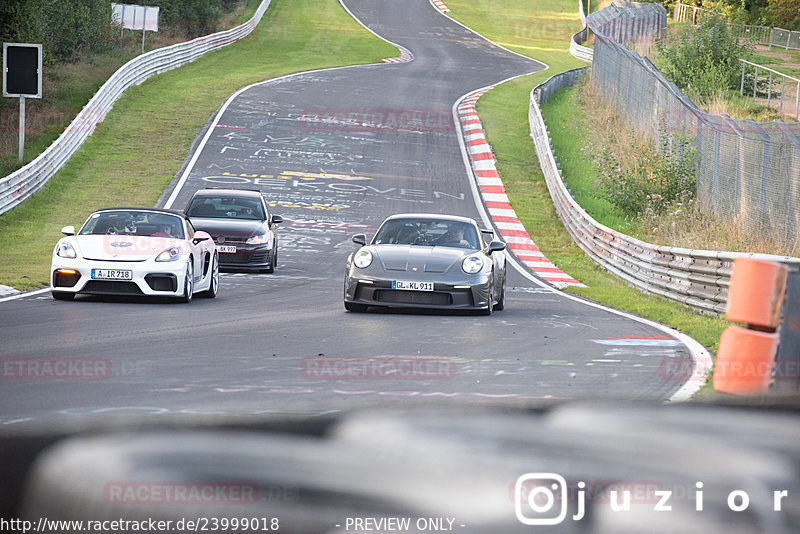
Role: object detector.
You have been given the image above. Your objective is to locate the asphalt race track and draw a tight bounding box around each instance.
[0,0,701,425]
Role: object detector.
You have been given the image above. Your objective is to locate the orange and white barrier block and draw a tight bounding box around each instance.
[713,257,789,395]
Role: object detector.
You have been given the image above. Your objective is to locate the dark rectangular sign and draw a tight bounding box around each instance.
[3,43,42,98]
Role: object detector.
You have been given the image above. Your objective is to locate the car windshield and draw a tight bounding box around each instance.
[185,196,265,220]
[373,219,480,249]
[78,210,185,239]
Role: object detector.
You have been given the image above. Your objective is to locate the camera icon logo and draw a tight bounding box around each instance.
[514,473,568,525]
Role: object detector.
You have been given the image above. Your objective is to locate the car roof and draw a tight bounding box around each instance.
[91,207,188,220]
[189,189,263,198]
[383,213,478,225]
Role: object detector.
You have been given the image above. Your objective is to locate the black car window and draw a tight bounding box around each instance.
[79,211,185,239]
[186,197,265,220]
[374,219,479,249]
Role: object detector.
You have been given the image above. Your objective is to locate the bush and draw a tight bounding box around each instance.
[655,16,753,100]
[596,130,697,217]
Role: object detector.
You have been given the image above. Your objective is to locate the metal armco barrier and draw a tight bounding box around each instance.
[529,69,800,315]
[570,0,593,63]
[0,0,272,216]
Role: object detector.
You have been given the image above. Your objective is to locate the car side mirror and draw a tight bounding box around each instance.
[352,234,367,246]
[486,240,506,254]
[271,215,283,224]
[193,230,211,244]
[61,226,75,236]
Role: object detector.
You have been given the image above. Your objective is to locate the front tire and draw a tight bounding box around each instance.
[494,272,506,311]
[478,282,493,316]
[198,253,219,298]
[180,262,193,303]
[264,246,276,274]
[52,291,74,301]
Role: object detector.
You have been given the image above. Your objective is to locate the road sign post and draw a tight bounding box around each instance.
[3,43,43,163]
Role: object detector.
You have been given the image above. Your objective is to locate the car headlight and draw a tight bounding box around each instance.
[353,249,373,269]
[56,242,77,259]
[155,247,181,262]
[246,232,270,245]
[462,255,484,274]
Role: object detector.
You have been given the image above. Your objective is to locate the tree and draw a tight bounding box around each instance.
[766,0,800,30]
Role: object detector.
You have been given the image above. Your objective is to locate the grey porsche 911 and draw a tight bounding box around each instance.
[344,214,507,314]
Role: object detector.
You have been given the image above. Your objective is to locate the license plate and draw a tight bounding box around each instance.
[91,269,132,280]
[218,246,237,253]
[392,280,433,291]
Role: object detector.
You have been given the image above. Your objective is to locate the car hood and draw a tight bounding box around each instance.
[74,235,183,262]
[188,218,265,240]
[372,245,473,273]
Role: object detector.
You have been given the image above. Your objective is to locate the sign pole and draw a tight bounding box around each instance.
[18,96,25,163]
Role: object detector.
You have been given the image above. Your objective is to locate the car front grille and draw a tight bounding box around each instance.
[374,290,452,306]
[82,281,143,295]
[219,250,269,264]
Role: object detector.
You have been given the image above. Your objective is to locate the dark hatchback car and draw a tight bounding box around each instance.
[184,189,283,272]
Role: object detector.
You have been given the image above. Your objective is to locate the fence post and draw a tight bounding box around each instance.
[753,66,759,100]
[740,61,745,95]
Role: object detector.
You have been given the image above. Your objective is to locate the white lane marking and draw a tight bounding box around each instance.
[0,287,50,303]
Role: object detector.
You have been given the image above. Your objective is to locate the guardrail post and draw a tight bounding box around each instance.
[774,267,800,392]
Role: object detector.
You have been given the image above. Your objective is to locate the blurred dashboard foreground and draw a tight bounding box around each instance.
[2,400,800,533]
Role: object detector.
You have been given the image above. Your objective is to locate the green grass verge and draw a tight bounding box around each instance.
[0,0,396,290]
[447,0,728,364]
[752,53,800,78]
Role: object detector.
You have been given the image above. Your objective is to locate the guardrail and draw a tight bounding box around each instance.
[0,0,272,216]
[529,69,800,314]
[570,0,593,63]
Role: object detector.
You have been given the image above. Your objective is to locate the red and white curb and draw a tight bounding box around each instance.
[430,0,451,13]
[381,45,413,64]
[457,88,585,289]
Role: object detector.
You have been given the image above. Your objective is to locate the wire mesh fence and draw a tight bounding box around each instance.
[674,3,800,50]
[589,4,800,246]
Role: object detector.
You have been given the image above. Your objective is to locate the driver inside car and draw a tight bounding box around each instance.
[437,223,471,247]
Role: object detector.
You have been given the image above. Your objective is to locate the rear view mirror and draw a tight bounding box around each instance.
[487,240,506,254]
[352,234,367,246]
[61,226,75,236]
[193,230,211,244]
[271,215,284,224]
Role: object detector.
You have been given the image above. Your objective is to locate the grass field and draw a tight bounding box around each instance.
[0,0,396,290]
[447,0,728,357]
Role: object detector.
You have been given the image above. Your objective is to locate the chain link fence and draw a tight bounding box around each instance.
[589,4,800,246]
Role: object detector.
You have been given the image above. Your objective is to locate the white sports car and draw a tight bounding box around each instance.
[50,207,219,302]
